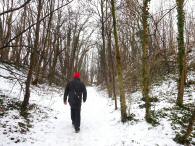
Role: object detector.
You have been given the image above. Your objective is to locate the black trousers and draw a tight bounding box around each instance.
[71,108,81,129]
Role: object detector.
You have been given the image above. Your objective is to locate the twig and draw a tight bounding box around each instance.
[0,0,31,16]
[0,0,74,50]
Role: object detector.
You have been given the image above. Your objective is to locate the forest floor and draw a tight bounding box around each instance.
[0,63,195,146]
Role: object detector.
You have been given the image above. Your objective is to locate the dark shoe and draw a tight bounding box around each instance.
[75,127,80,133]
[72,121,74,125]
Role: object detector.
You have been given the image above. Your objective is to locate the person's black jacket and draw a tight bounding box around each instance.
[64,78,87,108]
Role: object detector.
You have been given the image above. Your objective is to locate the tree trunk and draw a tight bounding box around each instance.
[16,4,27,67]
[67,27,80,80]
[176,0,186,107]
[64,26,71,79]
[21,0,42,111]
[35,0,54,84]
[49,35,60,85]
[1,0,13,61]
[48,9,61,85]
[107,29,117,110]
[181,109,195,143]
[0,18,3,48]
[111,0,127,122]
[142,0,151,123]
[100,0,110,97]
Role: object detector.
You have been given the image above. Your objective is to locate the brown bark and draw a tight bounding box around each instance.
[21,0,42,111]
[142,0,151,122]
[181,109,195,143]
[111,0,127,122]
[176,0,186,107]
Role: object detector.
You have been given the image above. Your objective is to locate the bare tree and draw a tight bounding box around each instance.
[21,0,43,111]
[111,0,127,122]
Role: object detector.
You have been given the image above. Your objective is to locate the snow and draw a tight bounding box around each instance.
[1,64,194,146]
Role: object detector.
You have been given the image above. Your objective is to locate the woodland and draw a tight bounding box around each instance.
[0,0,195,145]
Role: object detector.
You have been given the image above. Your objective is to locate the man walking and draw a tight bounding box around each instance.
[64,72,87,133]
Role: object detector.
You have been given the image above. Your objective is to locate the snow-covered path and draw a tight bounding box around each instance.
[1,80,182,146]
[30,87,123,146]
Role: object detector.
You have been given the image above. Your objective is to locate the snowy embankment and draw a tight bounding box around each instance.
[0,63,194,146]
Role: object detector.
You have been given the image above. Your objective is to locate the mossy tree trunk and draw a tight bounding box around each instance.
[176,0,186,107]
[142,0,151,123]
[180,109,195,144]
[111,0,127,122]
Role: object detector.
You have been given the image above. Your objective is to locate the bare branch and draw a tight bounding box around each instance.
[0,0,74,50]
[0,0,31,16]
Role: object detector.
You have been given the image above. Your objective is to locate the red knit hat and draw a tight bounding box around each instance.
[73,72,80,78]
